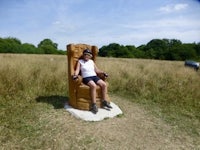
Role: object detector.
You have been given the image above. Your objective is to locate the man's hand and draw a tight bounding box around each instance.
[103,72,108,77]
[72,75,78,80]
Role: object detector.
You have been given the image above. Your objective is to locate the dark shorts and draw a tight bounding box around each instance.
[83,76,101,85]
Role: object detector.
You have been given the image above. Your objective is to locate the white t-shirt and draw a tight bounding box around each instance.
[79,59,97,78]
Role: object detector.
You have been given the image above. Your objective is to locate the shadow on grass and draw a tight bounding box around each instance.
[36,95,69,109]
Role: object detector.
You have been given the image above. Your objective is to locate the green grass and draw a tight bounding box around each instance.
[0,54,200,149]
[0,54,68,149]
[101,58,200,136]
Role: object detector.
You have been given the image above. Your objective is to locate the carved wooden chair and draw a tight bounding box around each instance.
[67,43,110,110]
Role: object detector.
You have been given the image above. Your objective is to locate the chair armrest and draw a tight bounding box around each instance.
[97,72,108,81]
[73,75,83,85]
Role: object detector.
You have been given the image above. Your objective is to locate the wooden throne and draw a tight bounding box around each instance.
[67,43,110,110]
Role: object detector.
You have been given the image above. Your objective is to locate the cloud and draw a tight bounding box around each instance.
[52,21,61,25]
[159,3,188,13]
[174,3,188,10]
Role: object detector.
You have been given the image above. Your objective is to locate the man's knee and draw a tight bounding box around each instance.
[99,81,106,88]
[88,81,97,89]
[102,82,106,88]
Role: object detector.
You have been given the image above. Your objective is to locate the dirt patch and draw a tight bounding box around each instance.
[32,95,198,150]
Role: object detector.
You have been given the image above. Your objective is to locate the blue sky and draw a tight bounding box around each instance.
[0,0,200,50]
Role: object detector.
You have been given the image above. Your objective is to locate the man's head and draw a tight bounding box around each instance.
[83,49,93,57]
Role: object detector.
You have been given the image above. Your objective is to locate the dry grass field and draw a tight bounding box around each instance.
[0,54,199,149]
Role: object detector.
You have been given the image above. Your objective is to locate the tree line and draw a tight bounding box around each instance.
[1,37,200,61]
[0,37,66,54]
[99,39,200,61]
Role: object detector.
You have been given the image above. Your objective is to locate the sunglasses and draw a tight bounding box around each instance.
[84,53,92,57]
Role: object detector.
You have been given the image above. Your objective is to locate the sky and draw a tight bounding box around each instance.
[0,0,200,50]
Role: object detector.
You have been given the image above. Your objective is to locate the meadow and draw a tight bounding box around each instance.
[0,54,199,149]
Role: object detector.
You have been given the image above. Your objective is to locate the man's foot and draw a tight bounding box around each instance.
[102,100,112,109]
[90,103,98,114]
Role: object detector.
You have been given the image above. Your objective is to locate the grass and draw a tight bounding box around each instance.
[0,54,68,149]
[0,54,200,149]
[100,58,200,136]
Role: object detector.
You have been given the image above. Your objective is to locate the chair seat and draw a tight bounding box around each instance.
[77,84,101,99]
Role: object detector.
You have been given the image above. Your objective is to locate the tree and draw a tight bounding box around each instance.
[0,37,21,53]
[37,39,58,54]
[126,45,147,58]
[195,42,200,59]
[0,37,65,54]
[99,43,121,57]
[162,39,183,60]
[99,43,133,57]
[145,39,168,59]
[179,44,196,60]
[21,43,40,54]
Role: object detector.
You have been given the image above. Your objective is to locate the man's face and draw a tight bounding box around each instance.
[83,53,92,60]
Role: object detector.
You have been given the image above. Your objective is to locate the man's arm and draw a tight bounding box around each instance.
[73,61,80,80]
[94,64,103,74]
[94,64,108,77]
